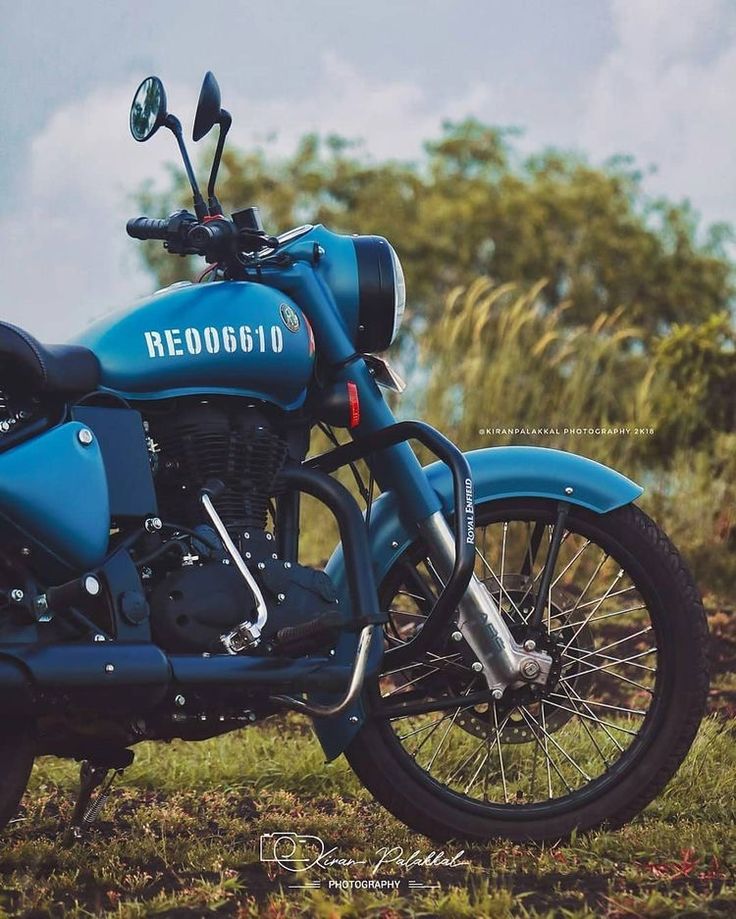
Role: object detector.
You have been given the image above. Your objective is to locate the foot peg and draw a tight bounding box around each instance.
[66,748,134,841]
[275,611,342,654]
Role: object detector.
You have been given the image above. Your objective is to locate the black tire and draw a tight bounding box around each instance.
[0,723,34,832]
[345,500,709,842]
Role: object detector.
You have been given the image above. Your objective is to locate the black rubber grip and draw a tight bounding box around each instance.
[126,217,170,240]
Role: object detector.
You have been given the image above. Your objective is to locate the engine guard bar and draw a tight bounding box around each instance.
[305,421,476,661]
[277,464,384,629]
[273,623,375,717]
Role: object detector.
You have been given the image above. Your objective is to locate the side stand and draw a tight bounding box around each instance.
[66,748,135,842]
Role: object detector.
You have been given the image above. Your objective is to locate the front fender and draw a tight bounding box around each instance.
[314,446,642,760]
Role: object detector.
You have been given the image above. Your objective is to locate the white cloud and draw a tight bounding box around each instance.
[0,84,185,339]
[228,52,493,161]
[580,0,736,228]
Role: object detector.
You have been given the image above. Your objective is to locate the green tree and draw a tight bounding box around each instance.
[641,313,736,453]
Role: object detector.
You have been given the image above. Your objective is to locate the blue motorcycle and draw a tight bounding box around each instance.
[0,73,708,842]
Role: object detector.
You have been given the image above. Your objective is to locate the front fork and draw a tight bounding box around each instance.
[418,511,552,696]
[320,350,551,695]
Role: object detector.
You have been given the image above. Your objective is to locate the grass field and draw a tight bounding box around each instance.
[0,606,732,919]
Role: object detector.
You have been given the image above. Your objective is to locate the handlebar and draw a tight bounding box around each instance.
[126,216,170,240]
[126,210,279,265]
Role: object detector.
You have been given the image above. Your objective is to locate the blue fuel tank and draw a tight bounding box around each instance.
[76,281,315,409]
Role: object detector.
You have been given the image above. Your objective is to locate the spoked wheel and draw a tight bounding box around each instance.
[345,499,709,842]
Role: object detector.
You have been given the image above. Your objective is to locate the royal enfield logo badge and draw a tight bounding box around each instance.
[280,303,301,333]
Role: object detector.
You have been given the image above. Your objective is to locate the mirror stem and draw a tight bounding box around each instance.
[207,111,231,216]
[165,114,208,221]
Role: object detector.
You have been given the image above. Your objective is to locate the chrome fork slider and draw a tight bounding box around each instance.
[418,511,553,694]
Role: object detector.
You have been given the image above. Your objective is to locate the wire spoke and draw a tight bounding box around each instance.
[442,738,488,786]
[549,693,646,717]
[561,666,654,695]
[550,538,592,588]
[566,550,608,618]
[556,683,612,767]
[442,711,512,787]
[397,713,453,742]
[541,699,639,736]
[562,680,624,753]
[551,584,637,618]
[562,627,654,665]
[387,607,429,621]
[550,603,647,632]
[562,563,623,652]
[383,666,441,698]
[539,701,554,798]
[420,706,463,766]
[493,701,508,802]
[562,645,657,676]
[395,590,429,605]
[381,652,462,678]
[423,680,479,768]
[521,705,591,780]
[518,707,573,792]
[474,548,524,620]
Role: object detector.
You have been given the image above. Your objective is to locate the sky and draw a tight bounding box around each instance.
[0,0,735,339]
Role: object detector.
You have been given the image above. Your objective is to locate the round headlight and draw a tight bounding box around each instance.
[352,236,406,352]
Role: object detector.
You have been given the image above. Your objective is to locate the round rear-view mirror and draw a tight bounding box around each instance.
[193,71,222,141]
[130,76,168,142]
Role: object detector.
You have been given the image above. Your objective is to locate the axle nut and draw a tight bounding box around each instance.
[520,658,541,680]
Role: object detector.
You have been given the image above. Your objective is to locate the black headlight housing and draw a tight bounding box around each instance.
[352,236,406,353]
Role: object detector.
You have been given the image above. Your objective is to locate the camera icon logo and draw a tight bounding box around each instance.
[259,832,326,872]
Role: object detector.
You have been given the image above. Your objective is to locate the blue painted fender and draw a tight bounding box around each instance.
[313,445,642,760]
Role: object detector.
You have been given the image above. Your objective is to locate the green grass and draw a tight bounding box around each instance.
[0,712,730,918]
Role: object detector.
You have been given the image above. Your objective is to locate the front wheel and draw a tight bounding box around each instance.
[345,499,709,842]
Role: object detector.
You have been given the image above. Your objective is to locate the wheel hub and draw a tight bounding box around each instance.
[442,586,594,744]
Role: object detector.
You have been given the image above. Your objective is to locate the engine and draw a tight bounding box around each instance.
[150,399,288,531]
[141,398,340,655]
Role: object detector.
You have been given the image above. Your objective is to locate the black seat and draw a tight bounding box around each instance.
[0,322,100,395]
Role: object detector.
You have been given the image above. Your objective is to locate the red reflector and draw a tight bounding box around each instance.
[347,381,360,428]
